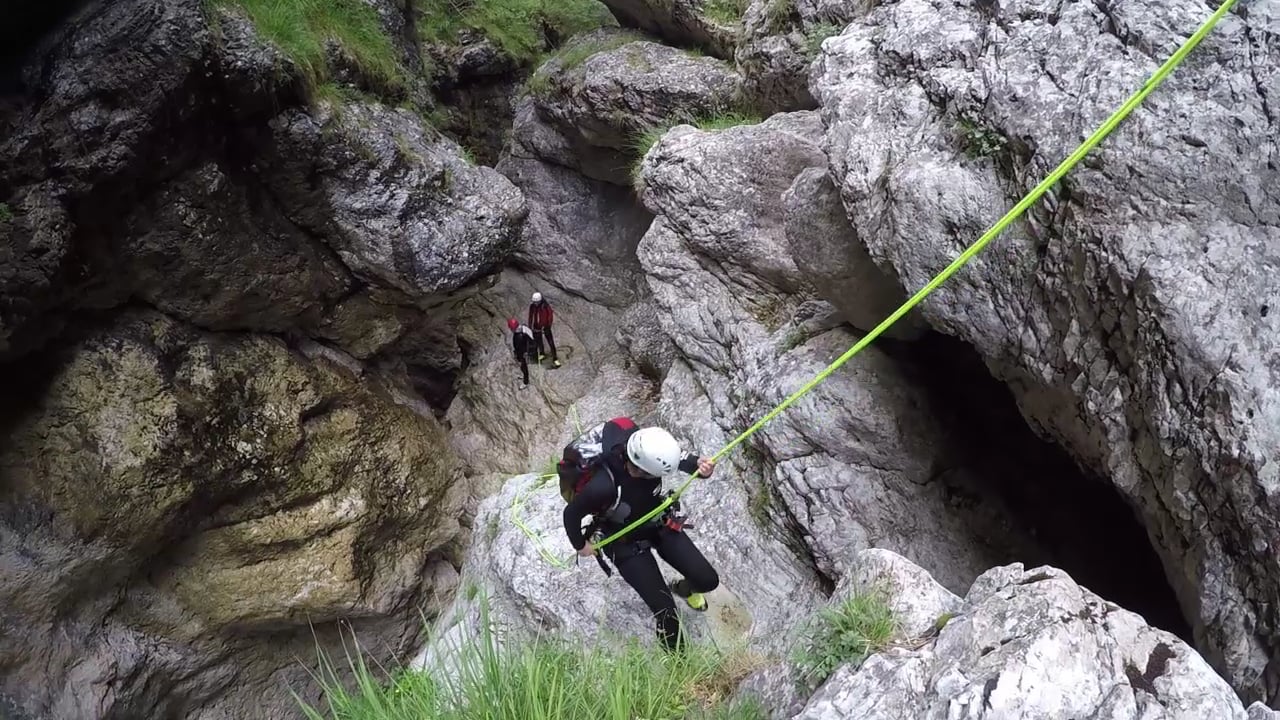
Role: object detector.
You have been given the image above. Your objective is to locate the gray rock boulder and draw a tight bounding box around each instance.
[813,0,1279,702]
[265,101,525,302]
[528,28,744,185]
[733,0,857,114]
[416,462,824,672]
[496,146,653,308]
[783,166,929,340]
[634,112,1043,593]
[794,556,1261,720]
[736,548,963,720]
[1,0,524,408]
[0,309,466,720]
[597,0,741,60]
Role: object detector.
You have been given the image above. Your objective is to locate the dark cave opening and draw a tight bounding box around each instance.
[880,329,1193,644]
[0,0,92,84]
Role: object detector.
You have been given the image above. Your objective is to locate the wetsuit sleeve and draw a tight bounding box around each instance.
[677,451,700,475]
[563,469,615,550]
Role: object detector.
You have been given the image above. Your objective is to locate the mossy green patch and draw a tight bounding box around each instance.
[417,0,616,66]
[803,22,841,57]
[703,0,751,25]
[792,587,899,691]
[210,0,409,95]
[525,29,648,96]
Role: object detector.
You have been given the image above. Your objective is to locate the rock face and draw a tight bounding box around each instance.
[417,466,824,671]
[0,0,523,715]
[813,0,1280,702]
[779,551,1274,720]
[598,0,740,60]
[0,310,465,719]
[0,0,525,397]
[733,0,857,114]
[782,166,929,340]
[526,28,744,185]
[496,142,653,308]
[633,112,1044,594]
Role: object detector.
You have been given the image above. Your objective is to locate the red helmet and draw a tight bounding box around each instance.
[507,318,519,331]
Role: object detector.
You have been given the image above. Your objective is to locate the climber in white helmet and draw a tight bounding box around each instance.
[527,291,560,368]
[560,417,718,651]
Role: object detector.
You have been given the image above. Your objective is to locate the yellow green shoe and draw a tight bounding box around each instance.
[670,580,708,612]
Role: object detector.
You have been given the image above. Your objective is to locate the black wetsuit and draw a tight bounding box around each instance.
[562,421,720,649]
[511,324,535,385]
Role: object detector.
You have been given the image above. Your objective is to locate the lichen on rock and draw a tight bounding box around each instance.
[0,309,465,718]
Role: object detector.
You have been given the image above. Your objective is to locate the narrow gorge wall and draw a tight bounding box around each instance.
[0,0,528,716]
[1,0,1277,716]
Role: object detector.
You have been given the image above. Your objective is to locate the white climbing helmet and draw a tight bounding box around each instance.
[626,427,682,477]
[531,291,543,303]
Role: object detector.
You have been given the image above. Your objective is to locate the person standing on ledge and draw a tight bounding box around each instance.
[528,291,561,368]
[507,317,535,388]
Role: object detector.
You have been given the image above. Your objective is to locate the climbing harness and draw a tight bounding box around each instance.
[511,0,1240,567]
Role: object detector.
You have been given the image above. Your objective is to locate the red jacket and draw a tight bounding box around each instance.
[528,301,554,329]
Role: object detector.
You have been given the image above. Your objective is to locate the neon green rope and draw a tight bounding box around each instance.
[507,0,1237,566]
[575,0,1239,559]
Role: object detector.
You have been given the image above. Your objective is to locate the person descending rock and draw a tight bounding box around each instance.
[528,291,560,368]
[560,418,719,650]
[508,317,536,388]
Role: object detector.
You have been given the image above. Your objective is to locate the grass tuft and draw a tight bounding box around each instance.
[297,594,767,719]
[703,0,751,25]
[0,203,12,222]
[418,0,616,67]
[526,29,648,96]
[211,0,408,95]
[764,0,795,33]
[803,22,842,58]
[791,587,898,691]
[628,110,763,192]
[957,116,1009,159]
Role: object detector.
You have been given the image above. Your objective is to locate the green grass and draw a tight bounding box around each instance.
[803,22,841,57]
[298,597,767,720]
[418,0,616,67]
[791,588,898,691]
[526,29,648,95]
[763,0,795,33]
[0,203,11,222]
[211,0,408,95]
[957,116,1009,159]
[703,0,751,25]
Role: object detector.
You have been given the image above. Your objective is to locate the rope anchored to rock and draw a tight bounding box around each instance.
[512,0,1240,567]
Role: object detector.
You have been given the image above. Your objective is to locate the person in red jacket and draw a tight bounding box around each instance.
[528,291,561,368]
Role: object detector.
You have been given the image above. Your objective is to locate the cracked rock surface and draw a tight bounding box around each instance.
[813,0,1280,702]
[744,551,1275,720]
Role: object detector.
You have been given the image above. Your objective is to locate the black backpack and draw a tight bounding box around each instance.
[557,416,638,504]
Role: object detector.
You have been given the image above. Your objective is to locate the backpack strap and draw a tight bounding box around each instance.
[579,517,614,577]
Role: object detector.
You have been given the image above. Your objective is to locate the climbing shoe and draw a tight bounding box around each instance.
[552,359,562,368]
[670,579,708,612]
